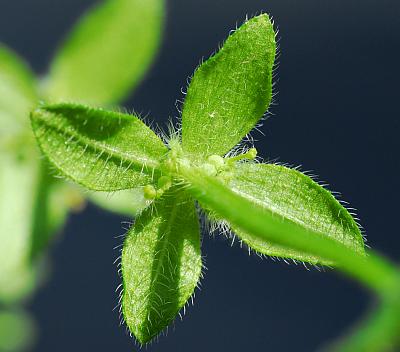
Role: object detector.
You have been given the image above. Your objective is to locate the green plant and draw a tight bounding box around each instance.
[0,309,36,352]
[0,0,164,304]
[30,14,400,351]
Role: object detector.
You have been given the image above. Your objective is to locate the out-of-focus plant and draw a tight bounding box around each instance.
[0,309,36,352]
[0,0,164,306]
[30,13,400,350]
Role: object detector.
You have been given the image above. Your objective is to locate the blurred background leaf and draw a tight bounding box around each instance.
[0,45,37,136]
[88,188,151,217]
[0,152,39,303]
[0,45,39,303]
[0,309,36,352]
[46,0,164,106]
[0,0,165,349]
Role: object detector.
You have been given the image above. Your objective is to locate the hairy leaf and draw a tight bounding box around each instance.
[122,188,202,344]
[31,103,167,191]
[47,0,164,106]
[226,163,364,263]
[0,45,37,136]
[181,14,276,157]
[181,167,365,266]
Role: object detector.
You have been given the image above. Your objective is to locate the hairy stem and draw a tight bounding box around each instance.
[180,167,400,351]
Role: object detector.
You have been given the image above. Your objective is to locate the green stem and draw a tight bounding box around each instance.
[226,147,257,163]
[29,160,49,261]
[180,167,400,351]
[326,294,400,351]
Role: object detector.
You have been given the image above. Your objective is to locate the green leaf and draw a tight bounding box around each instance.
[88,187,151,217]
[122,188,202,344]
[0,152,38,303]
[225,163,364,264]
[31,103,167,191]
[46,0,164,106]
[181,14,276,157]
[180,166,365,266]
[0,44,37,136]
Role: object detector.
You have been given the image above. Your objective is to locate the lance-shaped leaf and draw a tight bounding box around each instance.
[46,0,164,106]
[224,163,364,264]
[181,14,276,157]
[122,188,202,344]
[31,103,167,191]
[181,166,365,266]
[0,45,37,136]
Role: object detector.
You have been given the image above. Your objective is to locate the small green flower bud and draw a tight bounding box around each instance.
[247,147,257,159]
[143,185,157,200]
[207,155,225,170]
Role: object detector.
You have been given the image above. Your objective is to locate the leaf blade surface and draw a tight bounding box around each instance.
[182,166,364,266]
[31,103,167,191]
[226,163,364,263]
[181,14,276,156]
[122,188,202,343]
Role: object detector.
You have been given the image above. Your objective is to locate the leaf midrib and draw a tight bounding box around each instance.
[230,186,362,251]
[150,196,180,290]
[38,116,161,171]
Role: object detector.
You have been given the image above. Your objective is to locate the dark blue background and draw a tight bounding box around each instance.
[1,0,399,351]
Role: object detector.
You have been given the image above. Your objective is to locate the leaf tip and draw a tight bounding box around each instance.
[30,106,44,124]
[244,13,274,30]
